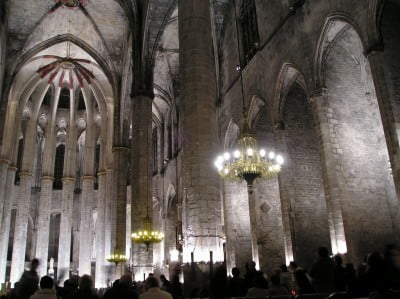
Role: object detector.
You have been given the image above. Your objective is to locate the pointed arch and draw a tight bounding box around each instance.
[247,95,267,131]
[314,14,367,89]
[223,119,240,151]
[273,63,309,122]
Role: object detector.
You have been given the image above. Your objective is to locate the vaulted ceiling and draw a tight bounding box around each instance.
[5,0,232,104]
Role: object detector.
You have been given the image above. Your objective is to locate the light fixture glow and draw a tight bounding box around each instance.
[276,155,284,165]
[269,152,275,159]
[224,152,230,160]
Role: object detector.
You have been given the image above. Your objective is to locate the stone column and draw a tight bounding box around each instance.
[95,171,107,287]
[0,159,10,230]
[274,122,295,263]
[10,118,37,283]
[223,181,252,274]
[57,178,75,283]
[79,175,95,276]
[35,176,54,277]
[112,147,128,255]
[0,166,16,283]
[309,91,347,255]
[178,0,223,263]
[34,114,57,277]
[104,168,114,264]
[57,88,76,283]
[10,172,33,283]
[367,48,400,197]
[131,95,153,278]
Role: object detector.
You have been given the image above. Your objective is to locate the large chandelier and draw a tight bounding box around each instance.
[107,247,127,265]
[215,125,283,193]
[215,0,284,192]
[132,214,165,250]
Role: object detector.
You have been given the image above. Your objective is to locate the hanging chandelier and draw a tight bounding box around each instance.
[106,247,127,265]
[132,215,164,250]
[215,123,283,193]
[215,0,283,193]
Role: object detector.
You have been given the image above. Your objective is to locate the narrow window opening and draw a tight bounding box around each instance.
[152,128,158,174]
[15,138,24,185]
[58,88,70,109]
[53,145,65,189]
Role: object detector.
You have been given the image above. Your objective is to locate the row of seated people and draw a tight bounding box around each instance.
[2,244,400,298]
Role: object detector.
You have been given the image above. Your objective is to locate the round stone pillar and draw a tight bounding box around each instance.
[178,0,223,263]
[0,166,17,283]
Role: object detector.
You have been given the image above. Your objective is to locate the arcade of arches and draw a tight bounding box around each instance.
[0,0,400,289]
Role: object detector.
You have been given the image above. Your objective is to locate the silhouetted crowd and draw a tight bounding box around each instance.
[1,244,400,298]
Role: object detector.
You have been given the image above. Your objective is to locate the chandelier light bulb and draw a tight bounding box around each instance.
[233,150,241,158]
[276,155,284,165]
[224,152,230,160]
[224,168,229,174]
[247,148,253,156]
[269,152,275,159]
[259,149,266,157]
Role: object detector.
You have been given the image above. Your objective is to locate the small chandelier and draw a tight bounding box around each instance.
[106,247,127,265]
[132,214,165,250]
[215,123,284,193]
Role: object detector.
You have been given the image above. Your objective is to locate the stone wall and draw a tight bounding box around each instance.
[281,83,330,268]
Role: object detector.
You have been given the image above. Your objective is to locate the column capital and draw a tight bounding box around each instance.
[62,176,75,182]
[112,146,129,153]
[365,42,384,58]
[19,171,32,177]
[41,176,54,181]
[98,171,107,177]
[0,159,10,165]
[130,89,154,99]
[8,166,18,171]
[308,87,328,103]
[273,121,285,131]
[81,175,95,181]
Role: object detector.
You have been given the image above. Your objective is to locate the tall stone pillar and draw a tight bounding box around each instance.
[35,177,54,277]
[0,159,10,230]
[57,88,75,284]
[10,118,37,283]
[223,181,252,274]
[178,0,223,263]
[35,118,57,277]
[78,176,94,275]
[95,171,107,287]
[0,166,16,283]
[367,49,400,198]
[10,172,33,283]
[104,168,114,265]
[310,90,347,255]
[274,123,295,264]
[112,147,128,256]
[131,95,153,278]
[57,178,75,283]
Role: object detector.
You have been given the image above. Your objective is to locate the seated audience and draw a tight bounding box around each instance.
[66,275,99,299]
[267,274,289,296]
[139,276,172,299]
[29,276,57,299]
[310,247,335,293]
[227,267,247,297]
[103,275,138,299]
[246,275,269,298]
[334,255,347,291]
